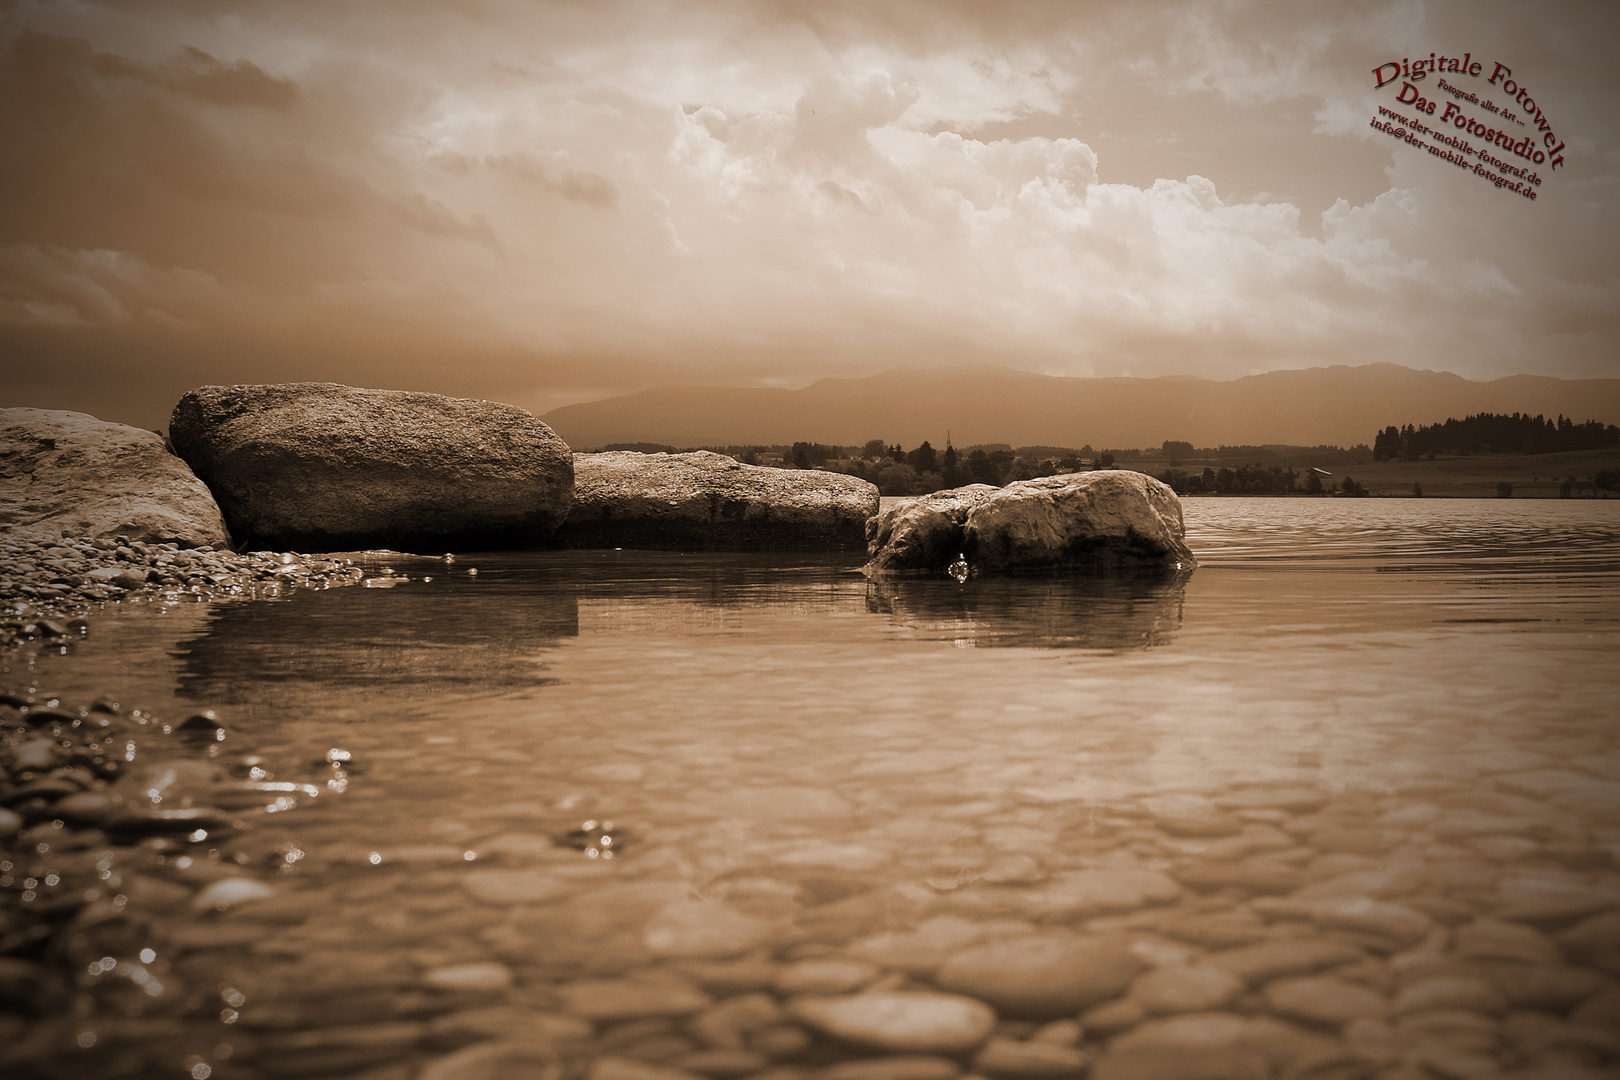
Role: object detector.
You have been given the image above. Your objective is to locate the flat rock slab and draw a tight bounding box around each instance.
[0,408,229,547]
[170,383,573,552]
[556,451,879,549]
[864,472,1193,577]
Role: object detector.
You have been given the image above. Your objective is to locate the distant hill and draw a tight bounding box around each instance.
[541,363,1620,450]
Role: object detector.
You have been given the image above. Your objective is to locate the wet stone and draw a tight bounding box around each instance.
[957,869,1180,920]
[419,1040,560,1080]
[786,990,996,1054]
[1263,976,1389,1026]
[1556,911,1620,976]
[1128,964,1244,1015]
[1205,939,1365,985]
[690,992,785,1049]
[644,900,776,959]
[773,956,881,995]
[1390,975,1507,1017]
[560,977,712,1022]
[820,1055,963,1080]
[849,916,1035,977]
[1307,897,1435,949]
[1080,998,1145,1037]
[423,961,514,991]
[462,869,571,904]
[973,1038,1090,1079]
[1483,962,1604,1012]
[936,933,1147,1018]
[589,1056,706,1080]
[671,1048,771,1078]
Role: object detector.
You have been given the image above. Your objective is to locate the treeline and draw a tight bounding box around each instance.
[1373,413,1620,460]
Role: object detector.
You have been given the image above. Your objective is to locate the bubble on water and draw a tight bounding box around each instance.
[947,554,970,583]
[222,988,246,1007]
[139,948,155,964]
[76,1031,96,1049]
[368,852,382,865]
[192,1062,212,1078]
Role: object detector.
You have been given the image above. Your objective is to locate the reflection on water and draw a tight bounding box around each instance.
[4,499,1620,1080]
[173,570,579,703]
[865,575,1186,649]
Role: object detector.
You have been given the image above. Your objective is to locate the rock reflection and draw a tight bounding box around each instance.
[173,573,579,703]
[866,574,1187,649]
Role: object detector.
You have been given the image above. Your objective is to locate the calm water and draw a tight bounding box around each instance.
[5,498,1620,1079]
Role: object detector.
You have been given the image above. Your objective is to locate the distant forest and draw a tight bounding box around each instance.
[601,438,1376,497]
[1373,413,1620,461]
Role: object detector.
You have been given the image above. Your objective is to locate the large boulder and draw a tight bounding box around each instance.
[0,408,230,548]
[864,471,1194,577]
[555,451,878,549]
[169,384,573,552]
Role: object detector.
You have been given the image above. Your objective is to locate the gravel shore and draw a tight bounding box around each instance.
[0,534,370,646]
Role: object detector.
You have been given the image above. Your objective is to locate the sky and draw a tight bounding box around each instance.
[1,0,1617,431]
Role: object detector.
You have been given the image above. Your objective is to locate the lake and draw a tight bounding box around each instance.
[4,497,1619,1080]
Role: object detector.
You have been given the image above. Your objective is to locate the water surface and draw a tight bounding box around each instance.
[5,498,1619,1079]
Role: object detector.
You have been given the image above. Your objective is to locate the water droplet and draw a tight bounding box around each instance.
[947,554,970,583]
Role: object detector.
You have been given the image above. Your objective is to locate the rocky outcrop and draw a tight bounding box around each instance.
[169,384,574,552]
[863,471,1194,577]
[556,451,878,549]
[0,409,230,548]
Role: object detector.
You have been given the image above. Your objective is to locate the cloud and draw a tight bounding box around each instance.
[0,0,1616,433]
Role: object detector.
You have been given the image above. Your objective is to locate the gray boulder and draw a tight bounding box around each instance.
[864,471,1194,576]
[556,451,878,549]
[0,408,230,548]
[169,384,573,552]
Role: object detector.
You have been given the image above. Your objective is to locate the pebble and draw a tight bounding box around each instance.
[559,978,712,1021]
[643,900,776,958]
[1205,939,1365,984]
[1128,964,1243,1015]
[973,1038,1090,1079]
[689,992,785,1049]
[820,1055,962,1080]
[786,990,996,1053]
[1390,975,1507,1017]
[936,933,1146,1018]
[423,962,514,991]
[190,876,277,912]
[462,869,571,904]
[959,869,1179,920]
[672,1049,771,1078]
[1263,976,1389,1025]
[849,916,1034,976]
[1494,871,1620,925]
[1307,897,1435,949]
[588,1056,706,1080]
[1556,911,1620,975]
[773,956,881,995]
[1453,919,1562,965]
[419,1040,560,1080]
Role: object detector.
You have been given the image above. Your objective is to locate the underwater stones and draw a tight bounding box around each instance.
[643,899,776,959]
[420,1040,560,1080]
[1206,939,1366,985]
[462,869,571,905]
[864,472,1194,577]
[936,934,1147,1018]
[820,1055,962,1080]
[170,383,574,551]
[1263,976,1389,1026]
[786,990,996,1054]
[559,977,712,1022]
[0,408,231,548]
[423,962,515,991]
[773,956,882,995]
[557,450,878,549]
[973,1038,1091,1080]
[1128,964,1244,1015]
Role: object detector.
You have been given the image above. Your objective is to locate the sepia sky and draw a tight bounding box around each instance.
[2,0,1617,430]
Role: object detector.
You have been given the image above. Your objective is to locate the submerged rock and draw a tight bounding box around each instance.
[0,408,230,548]
[863,472,1193,577]
[556,451,879,549]
[170,383,574,551]
[787,990,996,1053]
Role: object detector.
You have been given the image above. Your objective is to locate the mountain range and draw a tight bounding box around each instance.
[541,363,1620,451]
